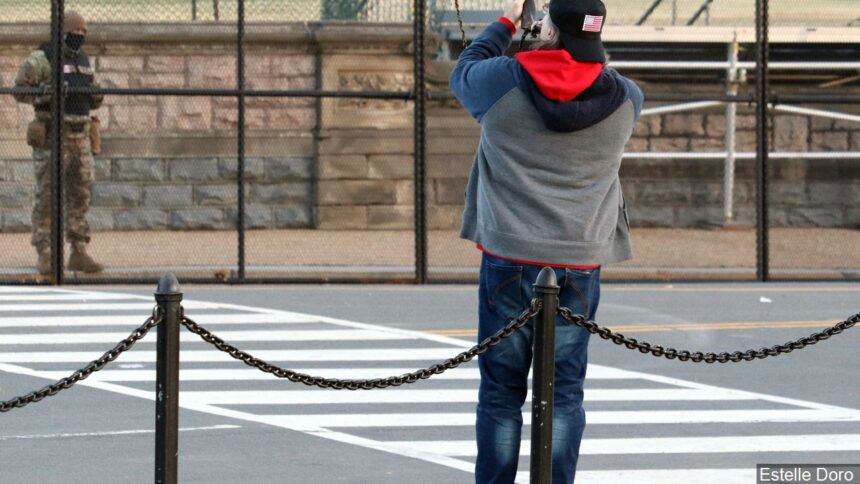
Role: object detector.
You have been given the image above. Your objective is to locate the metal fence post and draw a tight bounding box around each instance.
[755,0,770,281]
[531,267,559,484]
[413,0,428,284]
[155,273,182,484]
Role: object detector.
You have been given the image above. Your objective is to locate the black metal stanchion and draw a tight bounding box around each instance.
[155,273,182,484]
[531,267,559,484]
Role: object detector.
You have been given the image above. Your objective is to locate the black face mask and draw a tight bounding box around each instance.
[64,33,85,51]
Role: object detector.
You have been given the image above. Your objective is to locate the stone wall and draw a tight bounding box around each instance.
[0,156,312,232]
[1,24,858,232]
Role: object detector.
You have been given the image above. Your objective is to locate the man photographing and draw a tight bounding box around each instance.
[449,0,642,482]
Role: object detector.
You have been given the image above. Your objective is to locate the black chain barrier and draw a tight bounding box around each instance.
[0,312,161,413]
[180,299,542,390]
[558,307,860,363]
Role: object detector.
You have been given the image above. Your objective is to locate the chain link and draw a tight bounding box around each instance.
[453,0,467,47]
[0,312,160,413]
[181,299,542,390]
[558,307,859,363]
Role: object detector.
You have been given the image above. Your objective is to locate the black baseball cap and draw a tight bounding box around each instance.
[548,0,607,63]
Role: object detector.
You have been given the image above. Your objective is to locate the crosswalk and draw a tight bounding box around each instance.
[1,287,860,483]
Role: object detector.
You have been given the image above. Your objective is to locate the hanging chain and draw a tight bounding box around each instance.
[181,299,542,390]
[453,0,467,47]
[0,313,160,412]
[558,307,859,363]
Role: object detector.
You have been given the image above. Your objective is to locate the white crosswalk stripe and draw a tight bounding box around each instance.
[2,288,859,484]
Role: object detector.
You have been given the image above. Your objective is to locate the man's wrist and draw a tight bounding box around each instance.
[498,16,517,35]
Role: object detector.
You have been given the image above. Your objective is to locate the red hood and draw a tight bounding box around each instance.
[514,50,603,102]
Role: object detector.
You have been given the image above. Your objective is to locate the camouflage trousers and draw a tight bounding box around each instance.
[31,132,94,252]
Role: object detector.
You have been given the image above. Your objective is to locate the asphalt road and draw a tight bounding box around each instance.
[1,282,859,483]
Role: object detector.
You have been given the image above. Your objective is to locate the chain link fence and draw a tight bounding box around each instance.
[0,0,857,283]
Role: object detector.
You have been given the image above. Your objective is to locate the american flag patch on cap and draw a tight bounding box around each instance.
[582,15,604,33]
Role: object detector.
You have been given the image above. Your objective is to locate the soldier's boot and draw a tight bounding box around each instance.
[67,245,104,273]
[36,249,52,276]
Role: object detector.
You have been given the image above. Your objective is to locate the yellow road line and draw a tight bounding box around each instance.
[426,320,842,337]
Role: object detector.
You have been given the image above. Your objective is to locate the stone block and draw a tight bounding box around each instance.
[626,205,675,228]
[94,159,111,181]
[138,74,186,89]
[787,207,844,227]
[195,185,237,205]
[833,119,859,131]
[2,210,31,231]
[852,132,860,151]
[115,208,168,230]
[320,136,413,156]
[635,182,692,204]
[159,97,212,131]
[10,162,35,184]
[769,182,807,205]
[317,180,397,205]
[251,182,310,204]
[735,131,757,152]
[92,183,141,207]
[319,156,368,179]
[662,114,706,136]
[772,159,808,181]
[805,182,854,207]
[811,132,849,151]
[649,137,690,152]
[705,114,727,139]
[273,205,311,228]
[142,185,193,207]
[810,117,834,131]
[0,106,17,131]
[625,137,648,152]
[434,178,468,205]
[98,56,144,72]
[169,208,226,230]
[395,180,414,205]
[112,158,164,181]
[86,209,115,231]
[145,56,186,73]
[426,155,474,178]
[188,55,236,88]
[212,107,266,131]
[690,138,725,152]
[0,184,33,207]
[110,105,158,131]
[846,208,860,228]
[317,206,367,229]
[0,163,12,182]
[271,55,315,77]
[633,116,660,137]
[218,157,265,180]
[773,116,809,151]
[169,158,221,182]
[265,157,311,180]
[368,206,414,229]
[97,72,130,89]
[368,155,412,179]
[268,107,316,130]
[226,205,273,228]
[690,183,724,205]
[736,114,757,130]
[245,56,272,77]
[673,206,724,228]
[428,205,463,229]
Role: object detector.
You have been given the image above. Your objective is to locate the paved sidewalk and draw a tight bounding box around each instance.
[0,228,858,281]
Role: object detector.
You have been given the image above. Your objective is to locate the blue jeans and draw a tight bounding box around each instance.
[475,253,600,484]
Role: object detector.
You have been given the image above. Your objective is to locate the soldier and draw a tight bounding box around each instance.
[13,10,104,275]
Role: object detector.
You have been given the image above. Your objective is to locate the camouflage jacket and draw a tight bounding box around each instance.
[13,45,103,123]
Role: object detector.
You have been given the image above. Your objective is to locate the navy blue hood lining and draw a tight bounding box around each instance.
[514,67,629,133]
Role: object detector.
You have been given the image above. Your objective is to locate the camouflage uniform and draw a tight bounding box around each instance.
[13,11,104,274]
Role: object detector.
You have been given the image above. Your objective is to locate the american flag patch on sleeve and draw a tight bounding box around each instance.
[583,15,604,32]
